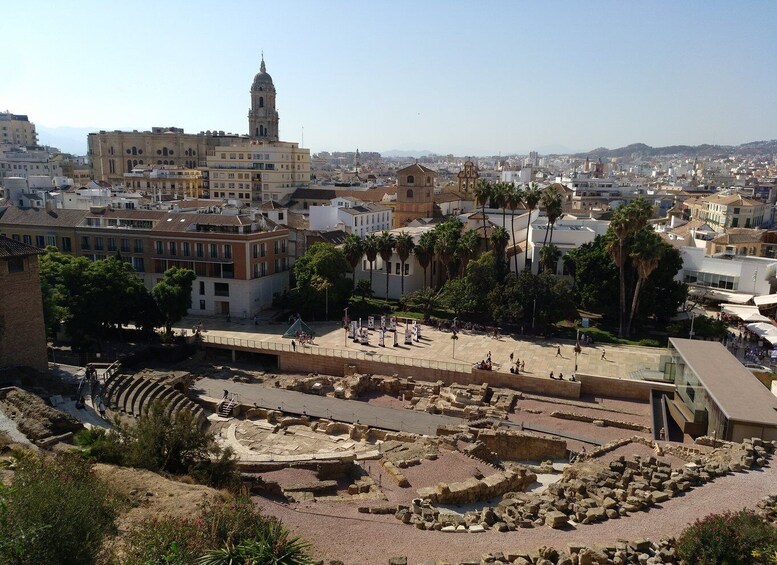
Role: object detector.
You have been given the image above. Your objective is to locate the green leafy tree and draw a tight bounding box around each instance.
[377,230,396,300]
[414,231,436,289]
[0,452,119,565]
[39,249,159,344]
[291,242,351,316]
[342,233,363,288]
[394,231,415,297]
[474,179,492,251]
[354,279,374,301]
[152,267,197,336]
[491,271,576,330]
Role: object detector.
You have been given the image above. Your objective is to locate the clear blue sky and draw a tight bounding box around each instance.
[2,0,776,155]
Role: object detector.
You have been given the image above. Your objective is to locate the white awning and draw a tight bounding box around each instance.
[755,294,777,307]
[689,287,753,304]
[746,322,777,345]
[721,304,771,323]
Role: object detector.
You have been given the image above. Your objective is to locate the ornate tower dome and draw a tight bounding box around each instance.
[248,54,279,141]
[251,57,275,92]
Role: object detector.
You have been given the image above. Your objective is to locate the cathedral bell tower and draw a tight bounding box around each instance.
[248,54,279,141]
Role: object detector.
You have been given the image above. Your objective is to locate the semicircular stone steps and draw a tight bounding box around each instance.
[102,374,206,428]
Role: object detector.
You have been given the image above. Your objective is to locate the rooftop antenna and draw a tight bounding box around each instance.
[301,126,304,148]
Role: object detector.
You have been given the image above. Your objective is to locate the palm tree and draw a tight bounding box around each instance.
[605,208,631,338]
[505,184,524,273]
[434,220,462,281]
[540,243,562,274]
[541,184,564,247]
[377,230,396,300]
[625,229,665,337]
[492,181,508,227]
[394,231,415,297]
[523,182,542,270]
[363,234,379,289]
[474,179,492,251]
[342,233,363,288]
[456,229,480,275]
[415,231,436,289]
[490,226,510,268]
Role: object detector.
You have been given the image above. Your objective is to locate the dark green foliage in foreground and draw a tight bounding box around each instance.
[120,497,313,565]
[0,452,120,565]
[677,510,777,565]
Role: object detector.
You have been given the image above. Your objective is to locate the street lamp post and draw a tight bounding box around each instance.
[343,307,349,345]
[689,313,695,340]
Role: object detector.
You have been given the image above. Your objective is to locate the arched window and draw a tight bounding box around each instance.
[162,147,169,156]
[406,189,414,199]
[259,96,264,108]
[133,160,138,166]
[132,146,137,155]
[426,176,431,186]
[407,175,415,184]
[127,159,132,170]
[163,160,168,165]
[157,160,162,165]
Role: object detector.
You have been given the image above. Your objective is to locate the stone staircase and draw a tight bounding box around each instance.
[101,371,206,427]
[218,396,238,418]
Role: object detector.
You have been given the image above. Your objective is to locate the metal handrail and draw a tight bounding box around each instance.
[200,334,472,373]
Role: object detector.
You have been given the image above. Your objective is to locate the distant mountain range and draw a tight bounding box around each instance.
[36,125,96,155]
[380,149,436,158]
[571,140,777,159]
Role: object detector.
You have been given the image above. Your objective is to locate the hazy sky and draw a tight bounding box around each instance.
[3,0,776,155]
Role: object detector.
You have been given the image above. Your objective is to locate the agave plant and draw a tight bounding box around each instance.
[197,519,313,565]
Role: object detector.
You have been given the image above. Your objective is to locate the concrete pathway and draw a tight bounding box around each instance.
[195,377,462,436]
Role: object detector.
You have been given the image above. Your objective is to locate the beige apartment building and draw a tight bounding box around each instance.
[124,165,204,201]
[688,193,768,232]
[205,141,310,204]
[0,112,38,146]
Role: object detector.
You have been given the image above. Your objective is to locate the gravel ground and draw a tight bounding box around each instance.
[254,460,777,564]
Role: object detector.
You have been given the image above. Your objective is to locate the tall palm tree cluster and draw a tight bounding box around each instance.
[341,180,569,300]
[603,198,664,337]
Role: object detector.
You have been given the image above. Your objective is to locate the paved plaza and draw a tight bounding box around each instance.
[177,315,664,380]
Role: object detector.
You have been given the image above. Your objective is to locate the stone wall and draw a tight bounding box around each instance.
[416,467,536,505]
[475,429,568,461]
[577,373,674,401]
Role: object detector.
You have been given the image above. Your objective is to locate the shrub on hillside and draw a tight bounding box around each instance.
[119,496,312,565]
[78,400,240,490]
[677,510,777,564]
[0,451,119,565]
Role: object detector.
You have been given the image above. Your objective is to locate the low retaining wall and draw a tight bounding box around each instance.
[417,467,536,505]
[476,429,568,461]
[577,373,674,401]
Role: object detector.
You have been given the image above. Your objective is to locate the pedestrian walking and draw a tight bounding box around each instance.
[601,348,606,360]
[222,389,229,399]
[509,352,514,362]
[521,360,525,372]
[556,346,561,357]
[98,400,106,418]
[291,339,296,351]
[549,371,554,379]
